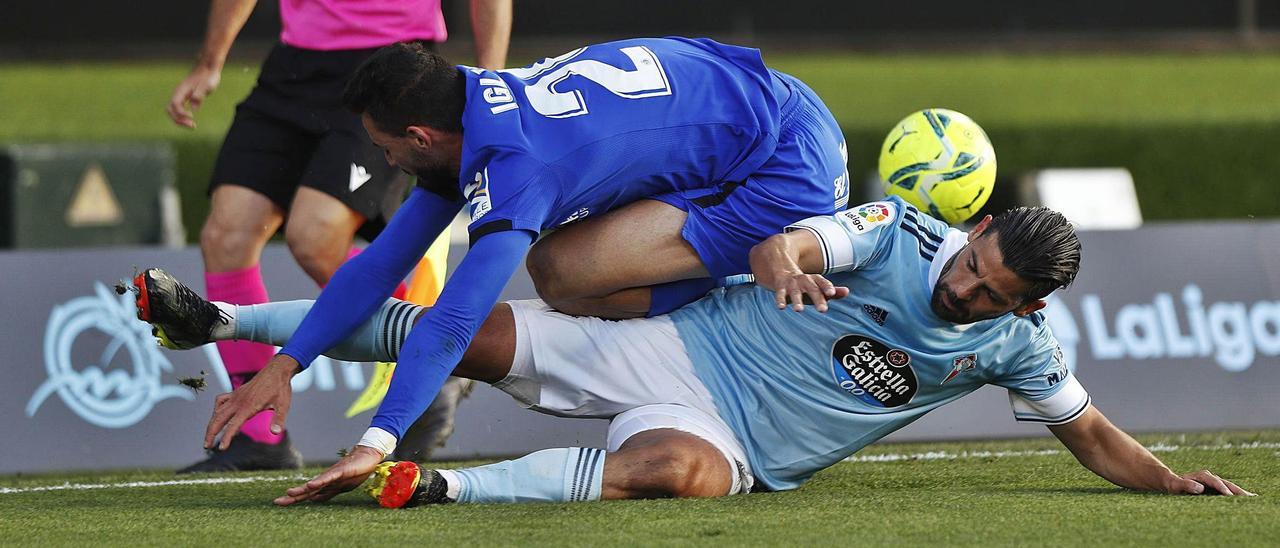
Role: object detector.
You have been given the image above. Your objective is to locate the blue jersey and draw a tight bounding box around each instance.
[671,197,1091,490]
[282,37,831,445]
[455,37,792,241]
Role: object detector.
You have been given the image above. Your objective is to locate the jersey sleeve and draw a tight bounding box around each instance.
[369,228,535,440]
[465,149,559,244]
[784,199,903,274]
[992,321,1091,425]
[279,188,462,368]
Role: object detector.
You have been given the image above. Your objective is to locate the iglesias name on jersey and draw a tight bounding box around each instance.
[453,37,796,242]
[671,196,1090,491]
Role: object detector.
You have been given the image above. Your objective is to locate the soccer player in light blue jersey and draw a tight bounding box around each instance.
[133,199,1250,505]
[194,37,853,483]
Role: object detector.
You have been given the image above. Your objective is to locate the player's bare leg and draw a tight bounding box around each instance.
[601,429,735,499]
[283,187,364,285]
[526,199,709,319]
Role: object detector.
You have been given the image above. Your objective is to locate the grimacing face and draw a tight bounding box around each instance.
[929,221,1045,324]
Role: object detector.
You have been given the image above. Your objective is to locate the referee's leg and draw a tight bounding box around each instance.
[200,185,284,273]
[282,187,365,285]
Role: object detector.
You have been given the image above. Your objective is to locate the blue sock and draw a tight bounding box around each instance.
[646,277,716,317]
[234,299,423,362]
[444,447,606,503]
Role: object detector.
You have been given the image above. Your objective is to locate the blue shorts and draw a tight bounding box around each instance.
[653,72,850,278]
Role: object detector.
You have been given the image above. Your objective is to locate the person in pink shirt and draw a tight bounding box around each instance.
[165,0,511,473]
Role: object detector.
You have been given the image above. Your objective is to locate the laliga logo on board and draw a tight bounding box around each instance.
[26,282,194,428]
[1043,285,1280,372]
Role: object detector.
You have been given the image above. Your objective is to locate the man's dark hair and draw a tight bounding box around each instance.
[342,42,466,134]
[985,206,1082,301]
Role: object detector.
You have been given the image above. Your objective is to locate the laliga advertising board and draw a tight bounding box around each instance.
[878,219,1280,441]
[1,221,1278,473]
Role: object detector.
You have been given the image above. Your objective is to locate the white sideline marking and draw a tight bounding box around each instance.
[844,441,1280,463]
[2,441,1278,495]
[0,474,305,495]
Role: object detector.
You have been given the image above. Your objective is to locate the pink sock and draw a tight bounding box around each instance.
[329,247,408,299]
[206,265,282,445]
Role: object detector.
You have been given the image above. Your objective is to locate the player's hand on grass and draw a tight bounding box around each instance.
[1166,469,1255,496]
[167,64,221,129]
[274,445,384,506]
[204,354,299,451]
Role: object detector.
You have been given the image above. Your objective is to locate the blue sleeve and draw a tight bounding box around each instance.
[278,188,462,368]
[369,228,535,439]
[462,150,558,241]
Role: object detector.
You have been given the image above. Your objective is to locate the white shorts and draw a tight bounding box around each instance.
[496,299,753,494]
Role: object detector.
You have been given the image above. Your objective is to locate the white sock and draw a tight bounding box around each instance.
[437,469,462,501]
[212,302,236,340]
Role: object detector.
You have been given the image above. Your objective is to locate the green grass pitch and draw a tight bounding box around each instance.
[4,52,1280,141]
[2,51,1278,544]
[3,430,1276,545]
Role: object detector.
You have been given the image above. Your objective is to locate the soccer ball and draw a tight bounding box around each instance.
[878,109,996,225]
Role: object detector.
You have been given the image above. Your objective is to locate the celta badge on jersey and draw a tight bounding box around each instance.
[465,168,493,222]
[830,334,918,408]
[837,201,897,234]
[940,353,978,385]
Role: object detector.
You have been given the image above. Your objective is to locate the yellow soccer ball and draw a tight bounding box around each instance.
[879,109,996,225]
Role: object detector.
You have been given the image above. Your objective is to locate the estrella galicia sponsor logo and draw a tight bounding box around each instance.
[26,282,194,428]
[830,335,918,408]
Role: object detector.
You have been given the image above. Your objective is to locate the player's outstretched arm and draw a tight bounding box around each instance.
[204,188,460,450]
[749,231,848,312]
[1048,405,1254,496]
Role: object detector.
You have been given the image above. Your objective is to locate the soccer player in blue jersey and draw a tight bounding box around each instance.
[191,37,853,474]
[134,199,1250,505]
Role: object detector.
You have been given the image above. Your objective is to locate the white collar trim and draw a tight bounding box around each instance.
[928,229,969,291]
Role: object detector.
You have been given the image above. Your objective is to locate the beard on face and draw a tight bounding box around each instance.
[930,284,967,323]
[397,144,452,179]
[930,252,966,322]
[411,164,455,182]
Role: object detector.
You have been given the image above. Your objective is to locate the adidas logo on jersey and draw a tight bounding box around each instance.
[862,304,889,326]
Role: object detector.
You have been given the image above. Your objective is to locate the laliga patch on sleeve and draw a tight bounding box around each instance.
[465,168,493,222]
[836,201,897,234]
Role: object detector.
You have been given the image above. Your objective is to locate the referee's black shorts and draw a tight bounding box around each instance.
[210,42,434,239]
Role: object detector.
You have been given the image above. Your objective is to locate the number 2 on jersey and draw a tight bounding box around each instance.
[505,46,672,119]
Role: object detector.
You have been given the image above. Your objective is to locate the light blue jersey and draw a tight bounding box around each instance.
[671,196,1090,490]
